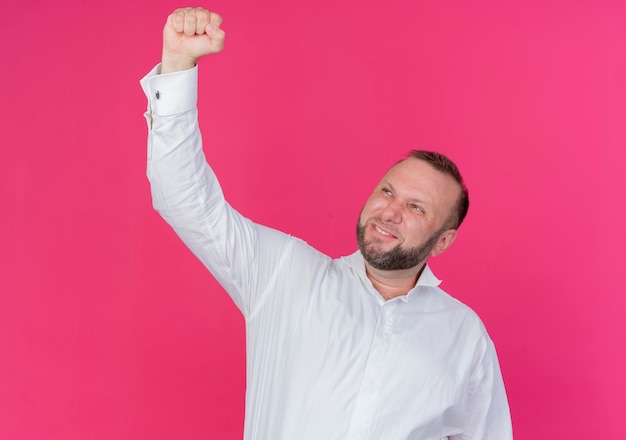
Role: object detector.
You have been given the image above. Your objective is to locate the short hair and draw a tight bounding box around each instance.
[406,150,469,229]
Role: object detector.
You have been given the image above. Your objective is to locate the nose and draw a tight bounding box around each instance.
[380,199,402,223]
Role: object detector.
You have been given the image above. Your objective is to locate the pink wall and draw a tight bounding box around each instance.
[1,0,624,438]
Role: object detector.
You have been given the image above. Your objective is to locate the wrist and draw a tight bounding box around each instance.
[160,51,196,74]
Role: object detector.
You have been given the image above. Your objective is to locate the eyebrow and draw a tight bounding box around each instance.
[383,181,433,208]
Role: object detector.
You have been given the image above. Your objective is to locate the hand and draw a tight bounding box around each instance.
[161,7,225,74]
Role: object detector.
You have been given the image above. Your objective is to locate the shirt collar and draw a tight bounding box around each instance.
[341,250,442,290]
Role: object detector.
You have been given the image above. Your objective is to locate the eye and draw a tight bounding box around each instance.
[382,188,393,196]
[410,204,424,213]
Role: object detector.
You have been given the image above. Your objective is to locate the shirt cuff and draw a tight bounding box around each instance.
[140,64,198,116]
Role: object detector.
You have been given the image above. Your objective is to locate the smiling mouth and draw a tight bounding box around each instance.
[373,224,398,239]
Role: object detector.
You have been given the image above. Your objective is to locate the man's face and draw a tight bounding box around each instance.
[357,158,461,271]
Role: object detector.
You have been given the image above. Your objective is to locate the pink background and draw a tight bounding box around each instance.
[1,0,625,438]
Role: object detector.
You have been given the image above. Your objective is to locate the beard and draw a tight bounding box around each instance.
[356,218,444,271]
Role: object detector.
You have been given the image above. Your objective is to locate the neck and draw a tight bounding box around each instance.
[364,262,427,300]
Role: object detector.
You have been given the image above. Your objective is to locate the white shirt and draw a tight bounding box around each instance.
[141,65,513,440]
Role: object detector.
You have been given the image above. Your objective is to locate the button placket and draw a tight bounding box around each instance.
[346,303,396,439]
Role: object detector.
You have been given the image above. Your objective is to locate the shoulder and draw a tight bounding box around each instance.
[417,279,491,339]
[275,234,334,272]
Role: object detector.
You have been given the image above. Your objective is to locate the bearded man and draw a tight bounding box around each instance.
[141,7,513,440]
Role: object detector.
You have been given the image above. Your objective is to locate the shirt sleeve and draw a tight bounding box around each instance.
[452,334,514,440]
[140,64,294,317]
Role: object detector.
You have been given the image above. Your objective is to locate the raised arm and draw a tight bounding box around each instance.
[141,9,295,317]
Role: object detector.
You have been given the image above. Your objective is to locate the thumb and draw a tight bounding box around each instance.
[206,24,226,53]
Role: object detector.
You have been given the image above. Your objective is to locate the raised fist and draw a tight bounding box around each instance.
[161,7,225,74]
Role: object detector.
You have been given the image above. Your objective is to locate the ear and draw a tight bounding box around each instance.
[430,229,458,257]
